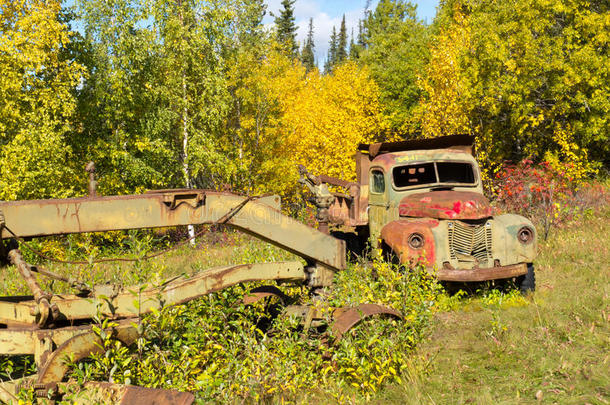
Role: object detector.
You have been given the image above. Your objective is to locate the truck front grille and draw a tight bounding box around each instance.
[447,220,493,264]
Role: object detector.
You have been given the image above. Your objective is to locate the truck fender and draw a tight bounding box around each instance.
[380,219,439,266]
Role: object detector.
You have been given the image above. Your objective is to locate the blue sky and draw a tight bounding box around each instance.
[264,0,440,63]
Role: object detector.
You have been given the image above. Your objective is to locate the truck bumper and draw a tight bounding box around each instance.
[434,263,528,282]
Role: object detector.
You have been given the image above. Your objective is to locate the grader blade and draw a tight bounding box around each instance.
[243,285,290,305]
[35,319,138,387]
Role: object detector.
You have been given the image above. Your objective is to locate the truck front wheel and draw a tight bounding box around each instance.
[517,263,535,293]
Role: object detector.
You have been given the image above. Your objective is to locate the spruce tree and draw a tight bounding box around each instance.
[336,15,348,63]
[300,18,316,72]
[324,26,337,73]
[274,0,298,58]
[357,19,366,48]
[349,28,359,59]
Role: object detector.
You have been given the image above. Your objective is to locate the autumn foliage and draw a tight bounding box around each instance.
[249,58,386,201]
[0,0,607,205]
[494,159,608,239]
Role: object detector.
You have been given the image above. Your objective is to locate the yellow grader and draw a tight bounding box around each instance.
[0,171,401,403]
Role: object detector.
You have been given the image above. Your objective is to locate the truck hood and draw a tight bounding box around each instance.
[398,190,492,220]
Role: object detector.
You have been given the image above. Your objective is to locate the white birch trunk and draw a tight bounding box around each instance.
[182,74,196,246]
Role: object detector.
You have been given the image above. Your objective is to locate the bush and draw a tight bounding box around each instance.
[494,159,608,239]
[59,259,443,402]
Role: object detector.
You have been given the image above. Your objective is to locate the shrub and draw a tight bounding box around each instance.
[494,159,608,239]
[58,259,443,402]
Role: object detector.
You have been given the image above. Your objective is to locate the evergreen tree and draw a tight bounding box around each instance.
[300,18,316,72]
[357,19,366,48]
[324,26,337,73]
[336,15,348,63]
[274,0,298,58]
[349,28,359,59]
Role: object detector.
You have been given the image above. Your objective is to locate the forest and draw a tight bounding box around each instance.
[1,0,608,204]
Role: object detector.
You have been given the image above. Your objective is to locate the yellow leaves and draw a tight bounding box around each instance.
[0,0,84,200]
[543,123,598,182]
[415,6,474,139]
[280,62,385,183]
[237,54,386,202]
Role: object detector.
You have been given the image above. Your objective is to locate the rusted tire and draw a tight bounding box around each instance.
[517,263,535,293]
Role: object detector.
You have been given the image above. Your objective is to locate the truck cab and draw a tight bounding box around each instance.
[300,135,537,291]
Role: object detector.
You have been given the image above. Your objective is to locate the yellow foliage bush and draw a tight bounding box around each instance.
[543,123,598,182]
[0,0,84,200]
[237,54,387,204]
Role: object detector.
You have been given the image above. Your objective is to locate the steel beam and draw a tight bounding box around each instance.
[0,261,307,325]
[0,190,345,271]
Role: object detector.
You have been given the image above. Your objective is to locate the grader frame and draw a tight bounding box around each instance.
[0,184,398,403]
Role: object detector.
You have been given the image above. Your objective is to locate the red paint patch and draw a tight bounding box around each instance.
[398,191,492,220]
[452,201,462,214]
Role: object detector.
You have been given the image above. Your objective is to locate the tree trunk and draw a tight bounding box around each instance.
[182,73,196,246]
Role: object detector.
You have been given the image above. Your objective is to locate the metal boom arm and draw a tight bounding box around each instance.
[0,189,345,272]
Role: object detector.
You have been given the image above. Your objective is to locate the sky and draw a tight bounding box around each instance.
[263,0,440,64]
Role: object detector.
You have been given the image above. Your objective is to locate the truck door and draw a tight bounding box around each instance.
[368,168,389,249]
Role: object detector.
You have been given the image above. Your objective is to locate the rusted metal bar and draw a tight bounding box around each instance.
[0,191,345,272]
[435,263,527,282]
[0,384,18,404]
[0,322,113,358]
[8,250,58,327]
[317,175,358,189]
[0,261,307,326]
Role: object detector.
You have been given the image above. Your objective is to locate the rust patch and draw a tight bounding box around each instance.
[331,304,402,340]
[381,220,437,265]
[118,384,195,405]
[435,263,528,282]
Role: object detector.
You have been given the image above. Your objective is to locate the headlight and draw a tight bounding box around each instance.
[518,226,534,244]
[408,233,425,249]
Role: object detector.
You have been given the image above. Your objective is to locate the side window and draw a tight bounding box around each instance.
[370,170,385,194]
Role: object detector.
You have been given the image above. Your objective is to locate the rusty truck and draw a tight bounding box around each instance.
[299,135,537,291]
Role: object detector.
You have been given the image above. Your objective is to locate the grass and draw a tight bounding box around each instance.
[1,210,609,403]
[0,229,296,296]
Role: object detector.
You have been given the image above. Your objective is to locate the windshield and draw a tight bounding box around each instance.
[393,161,476,188]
